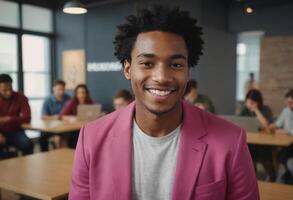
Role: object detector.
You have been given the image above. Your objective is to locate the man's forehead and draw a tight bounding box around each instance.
[0,82,12,88]
[133,31,188,55]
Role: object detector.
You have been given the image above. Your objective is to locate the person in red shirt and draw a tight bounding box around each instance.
[0,74,33,155]
[59,84,94,148]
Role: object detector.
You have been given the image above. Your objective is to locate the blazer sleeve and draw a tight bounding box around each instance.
[227,129,260,200]
[69,126,90,199]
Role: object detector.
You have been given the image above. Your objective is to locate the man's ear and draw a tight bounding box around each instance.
[123,60,131,80]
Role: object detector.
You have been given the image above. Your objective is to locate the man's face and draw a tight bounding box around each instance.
[286,97,293,111]
[53,84,65,100]
[123,31,189,115]
[0,82,13,100]
[113,97,131,110]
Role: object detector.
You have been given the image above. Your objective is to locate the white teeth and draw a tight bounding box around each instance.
[148,89,172,96]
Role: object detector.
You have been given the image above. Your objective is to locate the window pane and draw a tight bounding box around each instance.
[22,4,53,33]
[236,31,263,101]
[22,35,50,72]
[0,33,18,71]
[24,73,50,98]
[25,99,43,138]
[9,72,18,91]
[28,99,44,121]
[0,1,19,28]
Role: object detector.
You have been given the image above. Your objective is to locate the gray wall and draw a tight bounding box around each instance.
[55,12,85,79]
[197,27,236,114]
[229,3,293,36]
[201,0,229,31]
[55,0,237,113]
[86,2,133,111]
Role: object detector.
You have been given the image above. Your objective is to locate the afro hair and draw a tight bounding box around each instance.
[113,5,204,67]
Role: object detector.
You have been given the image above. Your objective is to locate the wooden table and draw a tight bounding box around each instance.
[0,149,74,200]
[22,120,86,134]
[258,181,293,200]
[247,132,293,147]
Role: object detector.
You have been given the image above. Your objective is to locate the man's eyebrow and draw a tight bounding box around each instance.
[136,53,187,60]
[136,53,156,58]
[170,54,187,60]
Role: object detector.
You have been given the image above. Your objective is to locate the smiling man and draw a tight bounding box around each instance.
[69,6,259,200]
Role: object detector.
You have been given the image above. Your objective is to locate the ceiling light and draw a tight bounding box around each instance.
[245,6,253,14]
[63,0,87,14]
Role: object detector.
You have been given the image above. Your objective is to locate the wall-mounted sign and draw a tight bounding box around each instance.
[87,61,122,72]
[62,49,86,90]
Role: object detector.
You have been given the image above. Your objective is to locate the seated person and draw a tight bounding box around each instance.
[40,80,71,151]
[240,89,273,132]
[59,84,94,148]
[183,79,216,113]
[270,89,293,135]
[239,89,275,181]
[0,74,33,155]
[270,89,293,183]
[113,89,134,110]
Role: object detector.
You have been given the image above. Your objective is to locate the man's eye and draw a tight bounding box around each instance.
[171,63,183,68]
[141,62,154,67]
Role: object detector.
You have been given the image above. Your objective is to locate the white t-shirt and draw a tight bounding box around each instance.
[132,120,181,200]
[275,107,293,135]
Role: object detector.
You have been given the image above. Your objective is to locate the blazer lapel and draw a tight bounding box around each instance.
[172,101,208,200]
[110,102,135,200]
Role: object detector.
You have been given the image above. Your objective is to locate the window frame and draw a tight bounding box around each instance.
[0,1,56,91]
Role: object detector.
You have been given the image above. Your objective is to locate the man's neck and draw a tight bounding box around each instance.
[135,102,183,137]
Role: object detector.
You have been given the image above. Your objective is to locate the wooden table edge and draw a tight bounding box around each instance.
[0,183,69,200]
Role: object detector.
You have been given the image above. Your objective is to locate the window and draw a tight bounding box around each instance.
[236,31,264,101]
[22,34,51,122]
[0,32,18,90]
[22,4,53,33]
[0,1,19,28]
[0,3,54,138]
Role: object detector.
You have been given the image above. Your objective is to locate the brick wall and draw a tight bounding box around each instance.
[260,36,293,117]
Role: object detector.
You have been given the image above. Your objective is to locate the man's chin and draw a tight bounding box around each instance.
[0,95,11,100]
[145,102,181,117]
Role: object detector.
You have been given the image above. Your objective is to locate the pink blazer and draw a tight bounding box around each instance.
[69,101,259,200]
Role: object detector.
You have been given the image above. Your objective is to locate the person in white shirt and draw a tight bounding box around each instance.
[270,89,293,183]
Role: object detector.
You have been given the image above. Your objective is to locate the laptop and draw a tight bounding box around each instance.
[77,104,102,121]
[219,115,260,132]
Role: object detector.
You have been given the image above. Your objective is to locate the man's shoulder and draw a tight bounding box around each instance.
[43,95,54,103]
[82,104,133,139]
[13,91,28,101]
[204,111,242,136]
[85,110,120,130]
[185,102,243,137]
[198,111,245,157]
[283,107,292,114]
